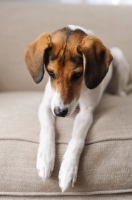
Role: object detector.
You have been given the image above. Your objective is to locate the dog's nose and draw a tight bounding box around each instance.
[54,107,68,117]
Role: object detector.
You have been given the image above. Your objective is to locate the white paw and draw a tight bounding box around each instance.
[59,156,79,192]
[36,141,55,181]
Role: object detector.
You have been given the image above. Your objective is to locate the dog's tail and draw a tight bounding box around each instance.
[124,84,132,94]
[107,47,132,96]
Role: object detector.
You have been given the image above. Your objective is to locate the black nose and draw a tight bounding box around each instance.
[54,107,68,117]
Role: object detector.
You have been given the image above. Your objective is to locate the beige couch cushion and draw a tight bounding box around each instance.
[0,92,132,197]
[1,195,132,200]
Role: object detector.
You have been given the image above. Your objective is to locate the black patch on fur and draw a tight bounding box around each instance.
[44,47,52,67]
[60,27,86,66]
[70,55,83,66]
[60,28,72,66]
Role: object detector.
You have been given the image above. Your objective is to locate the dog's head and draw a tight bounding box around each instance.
[24,26,112,117]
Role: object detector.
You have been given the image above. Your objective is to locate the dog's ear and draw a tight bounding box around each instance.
[24,33,52,83]
[78,35,113,89]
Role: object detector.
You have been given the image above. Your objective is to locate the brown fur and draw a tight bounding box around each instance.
[24,33,52,83]
[46,28,85,104]
[24,27,113,104]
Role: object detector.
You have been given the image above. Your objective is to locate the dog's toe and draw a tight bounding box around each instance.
[58,156,78,192]
[36,143,55,181]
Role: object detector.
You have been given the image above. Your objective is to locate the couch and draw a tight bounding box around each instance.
[0,2,132,199]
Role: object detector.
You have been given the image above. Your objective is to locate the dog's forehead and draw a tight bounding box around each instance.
[51,27,86,51]
[48,27,86,68]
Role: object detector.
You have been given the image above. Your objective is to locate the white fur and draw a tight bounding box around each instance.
[51,90,78,116]
[107,47,130,96]
[37,27,130,192]
[68,25,95,35]
[37,81,55,180]
[59,64,113,192]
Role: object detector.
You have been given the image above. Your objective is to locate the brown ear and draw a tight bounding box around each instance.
[24,33,52,83]
[78,35,113,89]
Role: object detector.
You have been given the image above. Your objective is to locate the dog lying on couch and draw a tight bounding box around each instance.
[24,25,130,192]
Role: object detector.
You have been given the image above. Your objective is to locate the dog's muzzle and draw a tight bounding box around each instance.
[54,107,68,117]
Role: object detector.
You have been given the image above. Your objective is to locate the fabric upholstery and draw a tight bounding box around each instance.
[0,92,132,197]
[1,195,132,200]
[1,92,132,144]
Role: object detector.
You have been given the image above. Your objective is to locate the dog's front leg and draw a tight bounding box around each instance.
[59,107,93,192]
[36,81,55,181]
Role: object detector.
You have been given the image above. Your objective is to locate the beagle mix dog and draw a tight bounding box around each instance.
[24,25,130,192]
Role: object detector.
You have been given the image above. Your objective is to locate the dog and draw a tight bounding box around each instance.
[24,25,130,192]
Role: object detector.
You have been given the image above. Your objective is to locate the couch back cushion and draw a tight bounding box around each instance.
[0,2,132,91]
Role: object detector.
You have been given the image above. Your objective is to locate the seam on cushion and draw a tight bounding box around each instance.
[0,138,39,144]
[0,137,132,145]
[85,137,132,145]
[0,189,132,197]
[57,137,132,145]
[57,138,132,145]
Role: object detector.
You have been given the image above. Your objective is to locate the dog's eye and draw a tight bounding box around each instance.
[71,72,83,81]
[48,70,56,79]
